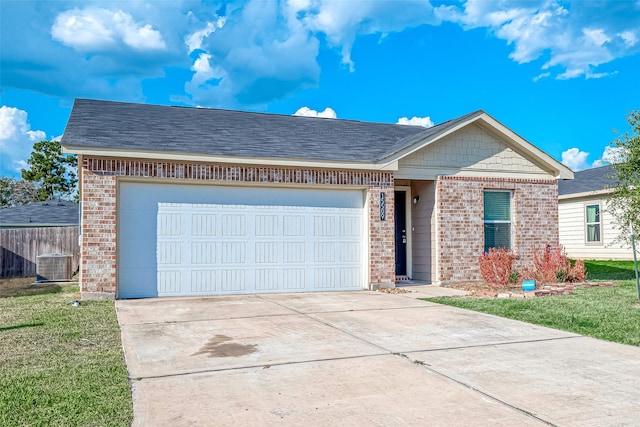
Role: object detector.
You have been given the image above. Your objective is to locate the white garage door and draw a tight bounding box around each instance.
[118,182,366,298]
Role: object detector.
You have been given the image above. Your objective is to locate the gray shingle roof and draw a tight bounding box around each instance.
[0,201,79,227]
[61,99,479,163]
[558,165,616,196]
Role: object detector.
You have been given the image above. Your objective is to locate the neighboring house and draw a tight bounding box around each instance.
[558,165,633,260]
[0,201,80,278]
[61,99,573,300]
[0,201,79,228]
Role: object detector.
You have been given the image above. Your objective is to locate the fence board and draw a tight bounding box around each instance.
[0,226,79,279]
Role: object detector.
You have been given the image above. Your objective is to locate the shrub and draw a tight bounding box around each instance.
[509,270,520,284]
[568,259,587,282]
[478,248,518,288]
[556,269,568,283]
[530,246,586,284]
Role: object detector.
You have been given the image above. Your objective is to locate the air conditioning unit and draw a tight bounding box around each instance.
[36,254,73,282]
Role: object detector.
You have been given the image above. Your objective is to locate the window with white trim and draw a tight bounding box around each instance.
[585,203,601,243]
[484,190,512,251]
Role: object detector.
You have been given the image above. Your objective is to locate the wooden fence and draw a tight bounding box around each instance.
[0,226,79,279]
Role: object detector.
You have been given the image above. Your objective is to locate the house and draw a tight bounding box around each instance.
[61,99,572,300]
[0,200,78,228]
[558,165,633,260]
[0,201,79,278]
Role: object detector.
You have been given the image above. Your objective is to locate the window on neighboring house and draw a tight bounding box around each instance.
[484,190,512,252]
[585,204,601,243]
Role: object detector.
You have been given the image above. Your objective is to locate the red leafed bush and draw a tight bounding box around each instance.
[568,259,586,282]
[533,246,568,283]
[478,248,519,288]
[531,246,586,284]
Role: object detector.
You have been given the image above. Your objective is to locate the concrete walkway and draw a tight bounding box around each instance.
[116,289,640,426]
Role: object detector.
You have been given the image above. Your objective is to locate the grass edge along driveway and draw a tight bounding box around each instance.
[426,260,640,347]
[0,281,132,427]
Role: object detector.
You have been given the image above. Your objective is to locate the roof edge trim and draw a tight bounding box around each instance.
[62,146,397,171]
[558,188,614,200]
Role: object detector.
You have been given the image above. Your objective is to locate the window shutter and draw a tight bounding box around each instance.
[484,191,511,221]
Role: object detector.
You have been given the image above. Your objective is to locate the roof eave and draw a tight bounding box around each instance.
[62,145,397,171]
[558,188,615,200]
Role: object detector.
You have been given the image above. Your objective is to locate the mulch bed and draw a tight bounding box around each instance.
[443,281,614,299]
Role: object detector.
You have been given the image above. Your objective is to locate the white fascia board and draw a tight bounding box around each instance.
[63,146,398,171]
[558,188,615,201]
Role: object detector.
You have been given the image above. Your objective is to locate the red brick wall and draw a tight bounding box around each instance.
[369,186,395,284]
[80,157,396,298]
[80,172,117,297]
[436,176,559,283]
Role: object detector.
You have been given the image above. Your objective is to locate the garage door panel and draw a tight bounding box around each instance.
[283,269,305,290]
[221,270,245,292]
[158,270,181,295]
[190,270,216,293]
[118,183,366,298]
[314,268,335,289]
[339,242,361,262]
[255,269,279,291]
[191,214,217,236]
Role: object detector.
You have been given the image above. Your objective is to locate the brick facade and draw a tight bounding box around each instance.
[436,176,559,283]
[80,157,395,299]
[80,157,560,298]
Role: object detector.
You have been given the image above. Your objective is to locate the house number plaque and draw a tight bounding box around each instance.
[380,192,386,221]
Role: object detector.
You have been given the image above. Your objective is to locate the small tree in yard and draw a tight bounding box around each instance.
[607,110,640,248]
[21,140,77,201]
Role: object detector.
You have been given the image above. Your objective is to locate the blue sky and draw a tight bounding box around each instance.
[1,0,639,177]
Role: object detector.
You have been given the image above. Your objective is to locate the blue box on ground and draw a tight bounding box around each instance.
[522,280,536,291]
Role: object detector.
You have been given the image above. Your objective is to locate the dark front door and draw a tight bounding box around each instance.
[394,191,407,276]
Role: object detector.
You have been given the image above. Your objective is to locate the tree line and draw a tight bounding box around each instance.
[1,140,77,207]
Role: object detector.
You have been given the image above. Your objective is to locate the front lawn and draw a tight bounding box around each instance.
[583,259,638,281]
[0,280,132,426]
[426,261,640,346]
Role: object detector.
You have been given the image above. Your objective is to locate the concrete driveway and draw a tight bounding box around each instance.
[116,287,640,426]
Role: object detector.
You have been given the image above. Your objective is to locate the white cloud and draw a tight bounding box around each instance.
[3,0,640,110]
[300,0,439,71]
[532,72,551,82]
[182,1,321,106]
[51,8,166,51]
[396,116,434,128]
[561,147,590,171]
[294,106,337,118]
[186,18,226,53]
[563,145,628,170]
[592,146,627,167]
[436,0,640,80]
[0,106,48,175]
[620,31,638,47]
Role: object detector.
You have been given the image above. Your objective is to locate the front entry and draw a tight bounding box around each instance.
[394,191,407,276]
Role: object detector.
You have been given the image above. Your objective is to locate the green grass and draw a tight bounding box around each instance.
[0,281,132,427]
[583,259,639,281]
[427,261,640,346]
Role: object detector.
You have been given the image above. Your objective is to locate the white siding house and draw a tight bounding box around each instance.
[558,166,634,260]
